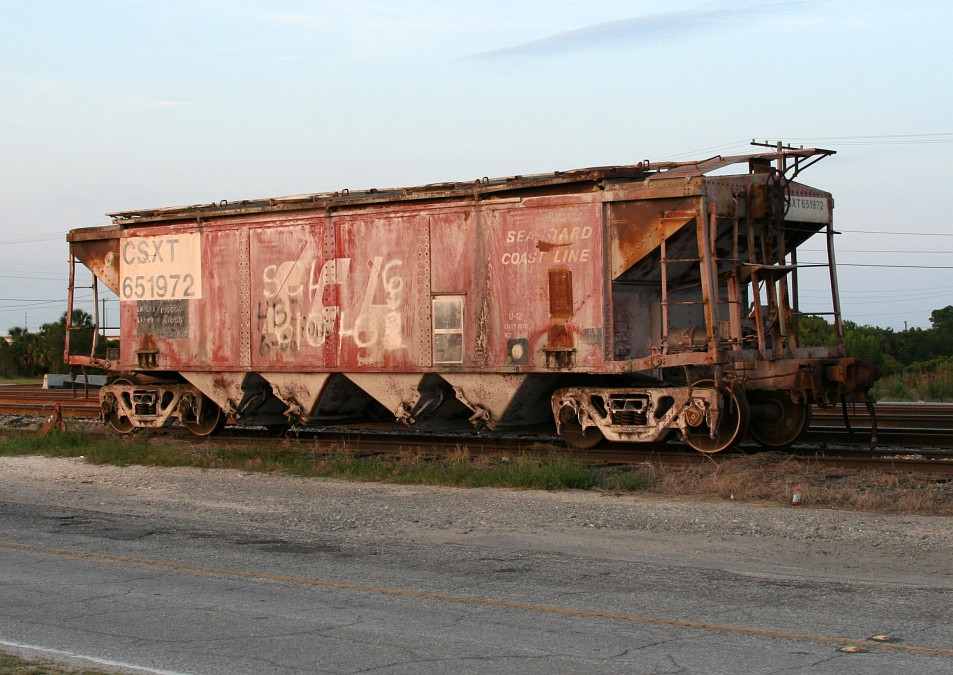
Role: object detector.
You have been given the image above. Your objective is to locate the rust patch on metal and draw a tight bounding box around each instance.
[212,375,234,397]
[535,240,570,253]
[70,236,121,295]
[608,201,697,279]
[548,268,573,319]
[547,324,573,350]
[136,333,159,368]
[544,268,575,369]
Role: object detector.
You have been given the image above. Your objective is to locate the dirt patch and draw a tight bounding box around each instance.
[642,453,953,516]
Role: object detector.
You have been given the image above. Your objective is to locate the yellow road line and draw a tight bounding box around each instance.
[2,539,950,657]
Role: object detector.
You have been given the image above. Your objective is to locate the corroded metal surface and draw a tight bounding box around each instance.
[64,147,879,447]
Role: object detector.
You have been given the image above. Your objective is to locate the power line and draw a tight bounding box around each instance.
[656,139,750,161]
[0,233,65,245]
[0,273,67,281]
[799,261,953,270]
[815,139,952,146]
[838,230,953,237]
[800,286,953,297]
[794,133,953,140]
[660,134,953,163]
[0,302,67,312]
[801,294,953,305]
[804,249,953,254]
[835,263,953,270]
[0,293,103,308]
[0,298,63,303]
[786,133,953,146]
[848,310,939,319]
[824,296,951,307]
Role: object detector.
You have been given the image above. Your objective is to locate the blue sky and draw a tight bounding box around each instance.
[2,0,952,332]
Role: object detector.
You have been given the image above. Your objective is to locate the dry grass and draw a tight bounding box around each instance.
[646,453,953,516]
[3,426,952,516]
[0,650,109,674]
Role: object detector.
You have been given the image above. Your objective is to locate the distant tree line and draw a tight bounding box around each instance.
[3,307,953,398]
[0,310,116,379]
[799,305,953,400]
[799,305,953,376]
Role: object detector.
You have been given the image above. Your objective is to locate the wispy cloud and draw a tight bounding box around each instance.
[465,1,821,61]
[113,98,200,107]
[186,0,343,28]
[186,0,488,59]
[3,74,201,109]
[2,74,87,98]
[254,10,322,26]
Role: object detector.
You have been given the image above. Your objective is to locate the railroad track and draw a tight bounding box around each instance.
[2,384,952,472]
[0,384,101,419]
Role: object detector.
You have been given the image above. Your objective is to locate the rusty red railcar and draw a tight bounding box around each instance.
[65,146,879,451]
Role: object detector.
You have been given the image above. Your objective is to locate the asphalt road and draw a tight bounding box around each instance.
[1,481,952,673]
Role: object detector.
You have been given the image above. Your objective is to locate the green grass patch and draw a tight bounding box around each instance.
[5,431,952,514]
[871,370,953,402]
[287,446,649,491]
[0,430,652,493]
[0,430,193,467]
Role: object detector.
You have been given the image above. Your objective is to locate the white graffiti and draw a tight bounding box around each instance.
[257,256,405,357]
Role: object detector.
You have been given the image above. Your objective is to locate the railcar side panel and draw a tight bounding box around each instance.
[66,148,881,449]
[333,213,428,371]
[484,198,606,371]
[117,226,242,372]
[201,228,245,368]
[429,210,477,368]
[250,221,329,370]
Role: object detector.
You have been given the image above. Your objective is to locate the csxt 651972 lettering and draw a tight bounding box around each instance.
[65,147,879,451]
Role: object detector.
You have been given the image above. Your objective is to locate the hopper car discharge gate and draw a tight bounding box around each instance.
[65,143,879,451]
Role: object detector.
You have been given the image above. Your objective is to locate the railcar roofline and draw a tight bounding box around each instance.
[105,147,834,226]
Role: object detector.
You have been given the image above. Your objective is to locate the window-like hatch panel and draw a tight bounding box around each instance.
[432,295,464,364]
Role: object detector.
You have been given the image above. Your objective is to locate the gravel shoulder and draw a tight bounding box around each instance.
[2,455,952,590]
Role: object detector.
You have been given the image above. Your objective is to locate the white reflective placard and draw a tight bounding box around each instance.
[120,233,203,300]
[786,196,830,223]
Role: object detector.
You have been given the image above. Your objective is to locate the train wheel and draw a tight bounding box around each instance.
[681,383,750,454]
[748,391,812,449]
[184,397,225,437]
[556,403,604,449]
[560,423,605,450]
[105,410,135,434]
[103,378,135,435]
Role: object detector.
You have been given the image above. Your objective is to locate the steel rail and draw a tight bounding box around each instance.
[1,386,952,472]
